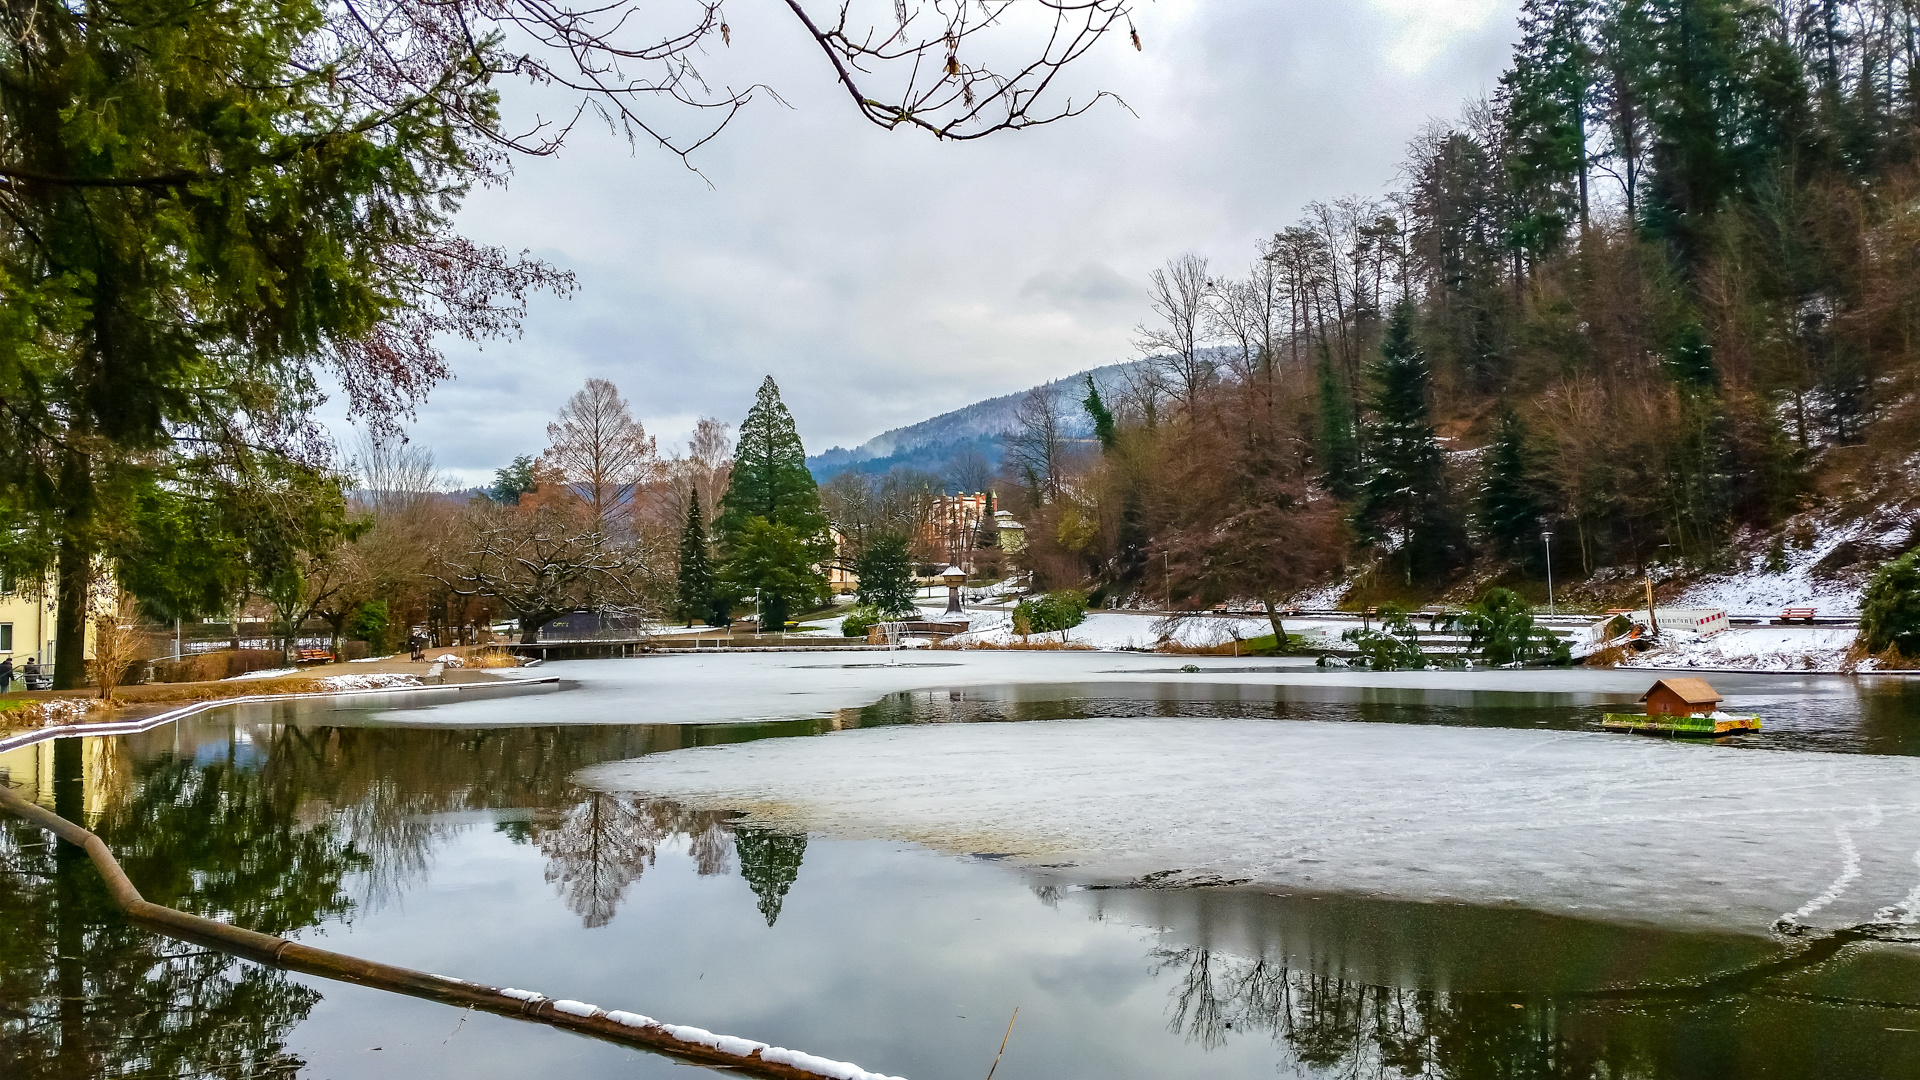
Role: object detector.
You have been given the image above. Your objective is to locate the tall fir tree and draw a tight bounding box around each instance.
[1355,303,1458,582]
[674,493,716,626]
[1480,408,1548,566]
[1315,344,1361,501]
[716,377,831,630]
[734,825,808,926]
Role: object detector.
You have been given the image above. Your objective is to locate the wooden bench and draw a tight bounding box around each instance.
[296,648,334,664]
[1780,607,1817,623]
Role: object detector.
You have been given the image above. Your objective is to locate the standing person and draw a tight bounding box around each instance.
[22,657,39,688]
[408,633,424,662]
[0,657,13,693]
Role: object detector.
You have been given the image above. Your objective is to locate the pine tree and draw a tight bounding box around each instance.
[734,825,807,926]
[1480,408,1548,565]
[716,377,831,630]
[674,493,716,626]
[1500,0,1595,249]
[1315,344,1361,501]
[1355,302,1458,582]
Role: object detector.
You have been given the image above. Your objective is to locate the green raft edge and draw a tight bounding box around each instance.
[1600,713,1763,736]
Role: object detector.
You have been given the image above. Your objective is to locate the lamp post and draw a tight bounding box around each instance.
[1164,551,1171,614]
[942,566,966,616]
[1542,532,1555,617]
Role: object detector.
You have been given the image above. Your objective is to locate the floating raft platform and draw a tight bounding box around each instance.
[1601,713,1762,737]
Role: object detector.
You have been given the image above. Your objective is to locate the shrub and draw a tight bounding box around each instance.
[1340,606,1426,669]
[1443,587,1570,666]
[1013,590,1088,642]
[841,605,880,638]
[1860,548,1920,658]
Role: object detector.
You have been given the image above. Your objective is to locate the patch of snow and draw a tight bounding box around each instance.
[583,716,1920,935]
[347,654,395,663]
[1673,513,1915,617]
[224,667,299,681]
[551,999,600,1018]
[312,673,424,691]
[1623,627,1859,672]
[1290,579,1349,609]
[431,653,464,666]
[498,987,545,1002]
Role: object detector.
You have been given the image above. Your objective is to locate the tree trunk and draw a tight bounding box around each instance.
[50,536,91,691]
[1263,597,1288,652]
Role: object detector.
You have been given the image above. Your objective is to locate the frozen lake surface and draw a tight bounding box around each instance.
[585,716,1920,935]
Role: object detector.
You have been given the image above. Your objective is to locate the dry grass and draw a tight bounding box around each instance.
[463,648,523,669]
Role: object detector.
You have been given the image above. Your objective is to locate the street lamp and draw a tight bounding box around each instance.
[1542,531,1555,617]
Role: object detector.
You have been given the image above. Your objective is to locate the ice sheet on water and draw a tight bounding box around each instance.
[582,717,1920,935]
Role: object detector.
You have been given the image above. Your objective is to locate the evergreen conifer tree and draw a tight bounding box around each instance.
[716,377,831,630]
[1315,344,1361,501]
[734,825,808,926]
[1480,408,1548,565]
[1083,376,1118,451]
[674,493,716,626]
[855,531,917,617]
[1355,303,1458,581]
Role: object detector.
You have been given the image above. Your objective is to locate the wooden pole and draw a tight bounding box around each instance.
[0,783,903,1080]
[1644,578,1660,636]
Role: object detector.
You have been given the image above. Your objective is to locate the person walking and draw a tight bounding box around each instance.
[22,657,39,687]
[0,657,13,693]
[408,633,424,662]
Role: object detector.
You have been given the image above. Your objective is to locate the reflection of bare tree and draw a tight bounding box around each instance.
[534,795,660,928]
[532,795,737,928]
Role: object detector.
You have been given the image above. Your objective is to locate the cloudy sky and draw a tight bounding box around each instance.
[338,0,1524,485]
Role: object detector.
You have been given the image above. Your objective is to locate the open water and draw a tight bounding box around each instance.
[3,666,1919,1078]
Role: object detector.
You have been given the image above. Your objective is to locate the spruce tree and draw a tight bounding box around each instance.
[1480,408,1548,565]
[674,494,716,627]
[1355,303,1457,581]
[716,377,831,630]
[1315,344,1361,501]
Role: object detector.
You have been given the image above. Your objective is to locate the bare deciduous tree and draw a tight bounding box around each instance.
[1136,253,1215,408]
[1004,386,1066,502]
[439,501,660,643]
[542,379,658,531]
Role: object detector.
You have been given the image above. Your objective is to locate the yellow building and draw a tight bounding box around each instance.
[0,582,57,672]
[0,575,97,682]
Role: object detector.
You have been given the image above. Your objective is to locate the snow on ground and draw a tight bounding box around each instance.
[1671,512,1915,617]
[224,666,298,680]
[1624,627,1863,672]
[583,716,1920,936]
[313,673,424,691]
[347,654,396,664]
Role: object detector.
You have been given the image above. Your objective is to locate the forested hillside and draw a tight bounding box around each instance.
[1005,0,1920,610]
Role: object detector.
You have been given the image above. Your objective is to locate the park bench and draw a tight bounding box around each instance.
[1780,607,1817,623]
[296,648,334,664]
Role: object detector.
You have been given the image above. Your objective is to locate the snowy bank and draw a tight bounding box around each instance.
[583,717,1920,935]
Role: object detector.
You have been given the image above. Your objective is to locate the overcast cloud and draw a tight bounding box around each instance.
[335,0,1523,486]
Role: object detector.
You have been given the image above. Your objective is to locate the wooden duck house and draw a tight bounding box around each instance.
[1602,678,1762,737]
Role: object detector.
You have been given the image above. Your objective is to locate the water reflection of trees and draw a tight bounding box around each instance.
[1,743,363,1079]
[529,795,734,928]
[1151,946,1666,1079]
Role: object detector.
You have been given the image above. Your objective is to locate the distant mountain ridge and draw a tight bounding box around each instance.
[807,358,1149,483]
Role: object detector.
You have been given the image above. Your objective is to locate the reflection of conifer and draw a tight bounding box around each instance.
[733,824,807,926]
